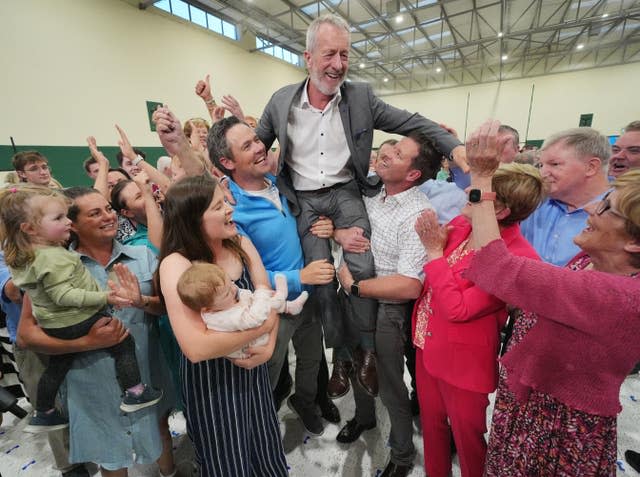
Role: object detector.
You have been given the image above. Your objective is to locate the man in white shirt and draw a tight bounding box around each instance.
[335,131,439,477]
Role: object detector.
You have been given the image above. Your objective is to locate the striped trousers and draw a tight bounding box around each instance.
[180,355,288,477]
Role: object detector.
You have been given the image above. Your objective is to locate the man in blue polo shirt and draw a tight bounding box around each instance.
[207,116,340,437]
[521,127,610,266]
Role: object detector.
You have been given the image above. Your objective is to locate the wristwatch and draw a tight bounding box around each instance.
[350,280,360,297]
[468,189,496,203]
[132,154,145,167]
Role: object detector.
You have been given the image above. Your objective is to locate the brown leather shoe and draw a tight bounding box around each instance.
[327,360,353,399]
[354,348,378,397]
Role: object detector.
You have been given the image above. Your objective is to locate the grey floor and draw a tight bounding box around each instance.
[1,350,639,477]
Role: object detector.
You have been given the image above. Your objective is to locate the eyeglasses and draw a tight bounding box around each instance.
[595,191,625,219]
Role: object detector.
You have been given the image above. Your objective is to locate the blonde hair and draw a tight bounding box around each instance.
[0,185,70,268]
[493,163,544,226]
[177,261,228,311]
[611,170,640,267]
[183,118,210,138]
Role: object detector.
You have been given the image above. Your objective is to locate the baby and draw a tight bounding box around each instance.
[177,262,309,359]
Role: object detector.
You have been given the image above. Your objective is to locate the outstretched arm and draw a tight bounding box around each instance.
[152,105,206,176]
[87,136,110,199]
[131,170,164,250]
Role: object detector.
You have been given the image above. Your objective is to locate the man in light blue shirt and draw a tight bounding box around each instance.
[521,127,611,266]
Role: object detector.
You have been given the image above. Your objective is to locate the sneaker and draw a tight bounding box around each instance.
[287,394,324,436]
[120,385,163,413]
[24,409,69,433]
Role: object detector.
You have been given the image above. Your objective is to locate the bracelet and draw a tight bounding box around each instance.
[132,154,144,166]
[140,295,150,308]
[205,98,217,106]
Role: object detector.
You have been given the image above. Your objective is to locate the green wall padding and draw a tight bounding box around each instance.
[0,145,168,187]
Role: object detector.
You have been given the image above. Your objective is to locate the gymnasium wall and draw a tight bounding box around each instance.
[1,0,638,185]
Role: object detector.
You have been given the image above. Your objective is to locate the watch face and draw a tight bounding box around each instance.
[468,189,482,203]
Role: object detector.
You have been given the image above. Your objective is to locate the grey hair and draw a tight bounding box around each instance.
[498,125,520,147]
[542,127,611,167]
[306,14,350,52]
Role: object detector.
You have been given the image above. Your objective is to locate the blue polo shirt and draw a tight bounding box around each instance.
[521,192,607,266]
[227,174,307,300]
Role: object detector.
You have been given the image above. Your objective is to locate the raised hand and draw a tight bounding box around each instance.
[221,94,245,120]
[188,120,206,152]
[132,169,151,190]
[86,136,110,167]
[466,119,505,178]
[152,105,186,157]
[211,105,225,123]
[300,259,335,285]
[110,263,144,308]
[415,208,449,260]
[115,124,136,161]
[195,74,213,102]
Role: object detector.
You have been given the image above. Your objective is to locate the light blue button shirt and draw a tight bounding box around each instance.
[62,241,174,470]
[521,192,607,266]
[418,179,468,224]
[0,251,21,343]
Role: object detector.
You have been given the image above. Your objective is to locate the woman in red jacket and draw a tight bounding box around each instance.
[412,163,543,477]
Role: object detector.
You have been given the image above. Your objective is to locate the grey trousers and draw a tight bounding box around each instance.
[14,346,75,473]
[351,302,416,467]
[267,296,322,412]
[295,180,377,348]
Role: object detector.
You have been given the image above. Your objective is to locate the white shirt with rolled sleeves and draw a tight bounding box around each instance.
[364,186,432,304]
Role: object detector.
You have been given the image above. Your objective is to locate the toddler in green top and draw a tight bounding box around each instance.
[0,185,162,433]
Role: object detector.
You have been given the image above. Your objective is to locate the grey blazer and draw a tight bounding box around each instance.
[256,80,462,213]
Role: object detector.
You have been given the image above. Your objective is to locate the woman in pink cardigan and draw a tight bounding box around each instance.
[412,163,543,477]
[459,120,640,476]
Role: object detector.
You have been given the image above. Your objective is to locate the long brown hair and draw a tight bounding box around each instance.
[154,175,248,297]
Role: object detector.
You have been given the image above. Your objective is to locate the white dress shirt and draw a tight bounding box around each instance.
[286,79,352,190]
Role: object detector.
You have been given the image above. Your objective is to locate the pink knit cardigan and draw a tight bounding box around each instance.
[465,239,640,416]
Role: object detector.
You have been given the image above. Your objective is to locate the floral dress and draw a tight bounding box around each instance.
[484,254,618,477]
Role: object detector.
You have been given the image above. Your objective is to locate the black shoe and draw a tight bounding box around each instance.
[318,399,341,423]
[626,450,640,472]
[380,461,413,477]
[336,417,375,444]
[62,464,90,477]
[287,394,324,436]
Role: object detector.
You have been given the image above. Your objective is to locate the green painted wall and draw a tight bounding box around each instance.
[0,145,167,187]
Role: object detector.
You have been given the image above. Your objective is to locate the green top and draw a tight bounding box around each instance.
[10,246,108,328]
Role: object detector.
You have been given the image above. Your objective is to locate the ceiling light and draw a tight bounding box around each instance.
[383,77,389,82]
[576,43,584,50]
[359,62,366,69]
[436,67,442,73]
[498,32,503,38]
[395,14,403,24]
[501,54,508,60]
[602,13,609,18]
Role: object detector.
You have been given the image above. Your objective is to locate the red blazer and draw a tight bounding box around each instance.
[412,216,539,394]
